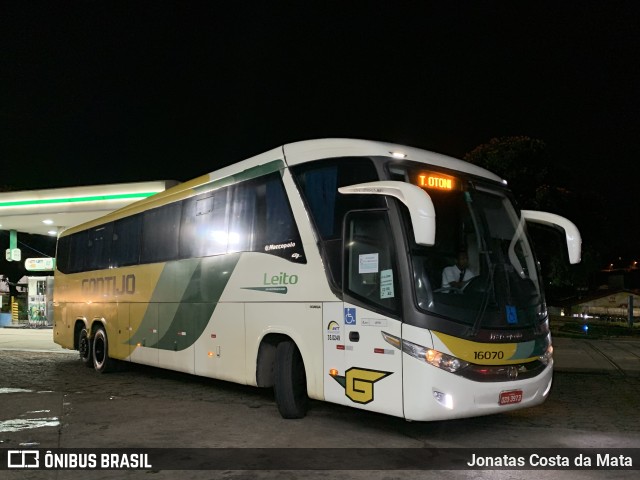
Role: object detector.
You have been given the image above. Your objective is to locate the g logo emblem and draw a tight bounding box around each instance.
[331,367,392,404]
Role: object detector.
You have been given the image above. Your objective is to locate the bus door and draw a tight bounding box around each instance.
[324,210,403,417]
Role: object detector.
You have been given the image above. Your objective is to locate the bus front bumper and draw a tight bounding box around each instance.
[403,358,554,421]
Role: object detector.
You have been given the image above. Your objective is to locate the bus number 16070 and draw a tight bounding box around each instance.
[474,351,505,360]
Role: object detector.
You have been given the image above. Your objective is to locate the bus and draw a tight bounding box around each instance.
[53,138,581,421]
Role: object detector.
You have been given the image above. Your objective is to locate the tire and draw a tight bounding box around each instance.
[92,327,116,373]
[273,340,308,419]
[78,328,93,367]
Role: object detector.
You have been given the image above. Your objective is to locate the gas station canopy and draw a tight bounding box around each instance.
[0,181,178,237]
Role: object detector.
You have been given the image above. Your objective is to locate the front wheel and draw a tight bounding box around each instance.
[92,327,116,373]
[273,340,309,419]
[78,328,93,367]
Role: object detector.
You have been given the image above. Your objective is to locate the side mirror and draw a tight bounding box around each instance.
[521,210,582,264]
[338,181,436,246]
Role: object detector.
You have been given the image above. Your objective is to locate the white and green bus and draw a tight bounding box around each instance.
[53,138,581,421]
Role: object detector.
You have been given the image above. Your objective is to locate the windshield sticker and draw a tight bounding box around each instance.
[358,253,378,274]
[506,305,518,324]
[380,269,394,299]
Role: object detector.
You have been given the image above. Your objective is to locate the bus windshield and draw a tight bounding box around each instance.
[399,168,544,331]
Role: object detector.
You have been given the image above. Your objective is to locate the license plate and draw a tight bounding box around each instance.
[499,389,523,406]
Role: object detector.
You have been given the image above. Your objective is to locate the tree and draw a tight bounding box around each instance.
[464,136,604,299]
[464,136,551,209]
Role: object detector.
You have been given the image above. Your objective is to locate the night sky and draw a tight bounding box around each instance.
[2,1,640,275]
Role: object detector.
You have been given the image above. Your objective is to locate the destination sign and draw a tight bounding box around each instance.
[415,171,457,191]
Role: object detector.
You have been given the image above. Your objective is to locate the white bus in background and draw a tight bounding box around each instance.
[53,138,581,421]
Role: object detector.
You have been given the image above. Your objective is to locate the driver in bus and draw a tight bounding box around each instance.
[442,250,476,290]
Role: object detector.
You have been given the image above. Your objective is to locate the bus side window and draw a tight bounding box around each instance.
[68,231,88,273]
[255,173,305,262]
[112,215,142,267]
[141,202,182,263]
[344,211,399,315]
[180,189,230,258]
[290,157,382,287]
[86,224,113,271]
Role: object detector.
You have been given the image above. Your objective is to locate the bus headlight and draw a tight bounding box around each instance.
[382,332,469,373]
[422,346,468,373]
[538,344,553,366]
[433,390,454,409]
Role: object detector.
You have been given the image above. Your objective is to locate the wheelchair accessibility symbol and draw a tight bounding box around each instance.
[344,307,356,325]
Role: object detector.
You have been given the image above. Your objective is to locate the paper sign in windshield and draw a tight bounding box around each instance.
[359,253,379,274]
[380,269,394,298]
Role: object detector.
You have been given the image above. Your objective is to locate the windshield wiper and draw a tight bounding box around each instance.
[469,259,495,337]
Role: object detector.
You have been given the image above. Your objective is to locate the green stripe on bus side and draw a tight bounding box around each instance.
[193,159,285,194]
[128,254,240,350]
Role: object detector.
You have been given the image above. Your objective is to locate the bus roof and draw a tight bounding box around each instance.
[283,138,504,183]
[60,138,504,236]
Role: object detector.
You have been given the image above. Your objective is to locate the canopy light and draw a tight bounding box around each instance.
[0,192,158,208]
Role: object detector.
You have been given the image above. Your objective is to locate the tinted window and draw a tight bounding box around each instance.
[68,231,88,273]
[345,211,399,314]
[228,182,257,253]
[141,202,181,263]
[291,157,382,241]
[56,236,70,272]
[57,171,305,273]
[180,189,230,258]
[291,157,382,287]
[264,174,299,247]
[112,215,142,267]
[85,224,113,271]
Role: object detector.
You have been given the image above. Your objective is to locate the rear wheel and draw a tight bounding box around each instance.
[274,340,308,419]
[92,327,116,373]
[78,328,93,367]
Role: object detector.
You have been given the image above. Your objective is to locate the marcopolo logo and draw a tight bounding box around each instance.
[264,242,296,252]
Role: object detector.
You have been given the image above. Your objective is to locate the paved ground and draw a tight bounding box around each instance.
[0,327,638,480]
[552,336,640,375]
[0,328,72,354]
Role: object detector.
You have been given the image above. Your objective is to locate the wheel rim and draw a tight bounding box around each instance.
[94,333,105,368]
